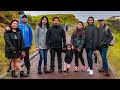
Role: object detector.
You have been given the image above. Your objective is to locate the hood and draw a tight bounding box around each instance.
[19,14,29,26]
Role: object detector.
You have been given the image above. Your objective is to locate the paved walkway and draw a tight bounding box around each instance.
[12,26,114,79]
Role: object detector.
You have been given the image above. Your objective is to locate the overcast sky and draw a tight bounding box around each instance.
[24,11,120,22]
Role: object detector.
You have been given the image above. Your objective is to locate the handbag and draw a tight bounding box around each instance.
[20,51,26,60]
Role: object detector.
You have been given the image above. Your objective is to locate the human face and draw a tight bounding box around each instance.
[53,18,59,25]
[88,18,94,25]
[67,45,72,51]
[77,23,83,29]
[22,17,27,23]
[11,21,18,29]
[42,17,47,25]
[98,21,105,26]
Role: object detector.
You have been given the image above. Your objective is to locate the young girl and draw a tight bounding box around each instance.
[62,44,73,74]
[71,21,86,72]
[35,16,49,74]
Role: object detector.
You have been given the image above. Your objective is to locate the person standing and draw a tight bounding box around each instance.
[71,21,86,72]
[84,16,98,75]
[97,18,113,76]
[65,22,68,31]
[46,17,66,73]
[4,20,29,77]
[18,14,33,74]
[35,16,49,74]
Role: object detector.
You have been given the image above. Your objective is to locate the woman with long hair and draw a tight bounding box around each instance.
[4,20,29,77]
[35,16,49,74]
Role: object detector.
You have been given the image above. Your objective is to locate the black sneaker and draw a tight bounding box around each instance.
[58,69,63,73]
[12,70,18,77]
[38,67,42,74]
[27,68,30,74]
[105,68,110,76]
[48,68,54,73]
[20,71,29,77]
[99,68,105,72]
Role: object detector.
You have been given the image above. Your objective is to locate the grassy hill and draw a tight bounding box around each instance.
[69,18,120,77]
[0,11,79,75]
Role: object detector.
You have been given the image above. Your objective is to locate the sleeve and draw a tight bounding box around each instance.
[20,31,24,51]
[46,28,50,49]
[62,29,66,48]
[93,27,98,50]
[4,31,15,52]
[104,28,113,45]
[70,31,75,45]
[79,31,85,49]
[29,25,33,46]
[35,25,39,48]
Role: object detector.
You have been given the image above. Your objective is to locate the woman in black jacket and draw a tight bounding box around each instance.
[71,21,86,72]
[4,20,28,77]
[84,16,98,75]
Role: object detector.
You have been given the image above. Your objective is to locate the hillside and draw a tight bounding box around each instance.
[0,11,79,75]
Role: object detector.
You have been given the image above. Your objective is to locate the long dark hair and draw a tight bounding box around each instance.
[87,16,94,25]
[40,16,49,29]
[75,21,84,37]
[66,44,72,51]
[9,19,19,32]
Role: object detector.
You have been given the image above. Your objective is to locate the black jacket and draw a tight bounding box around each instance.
[71,29,85,49]
[46,25,66,49]
[4,29,24,53]
[97,25,113,49]
[84,24,98,50]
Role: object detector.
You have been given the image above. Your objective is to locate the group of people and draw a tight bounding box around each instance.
[4,13,113,77]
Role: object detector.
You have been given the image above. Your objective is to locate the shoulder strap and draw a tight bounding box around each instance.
[105,26,109,35]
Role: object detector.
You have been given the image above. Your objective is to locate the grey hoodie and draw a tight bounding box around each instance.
[35,24,48,49]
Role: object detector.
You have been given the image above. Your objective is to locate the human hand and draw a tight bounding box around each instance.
[77,48,81,52]
[36,47,40,51]
[6,26,10,31]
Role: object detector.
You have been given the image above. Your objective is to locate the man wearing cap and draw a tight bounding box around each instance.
[18,14,33,74]
[97,18,113,76]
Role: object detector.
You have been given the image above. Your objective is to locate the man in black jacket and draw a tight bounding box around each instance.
[46,17,66,72]
[97,18,113,76]
[46,17,66,73]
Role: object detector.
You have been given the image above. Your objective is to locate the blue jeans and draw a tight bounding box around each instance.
[86,49,94,70]
[38,49,47,68]
[100,48,108,69]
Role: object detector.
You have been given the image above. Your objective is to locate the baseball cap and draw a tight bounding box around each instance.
[22,14,27,18]
[98,18,105,21]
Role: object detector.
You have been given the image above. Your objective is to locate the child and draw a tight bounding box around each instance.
[62,44,73,75]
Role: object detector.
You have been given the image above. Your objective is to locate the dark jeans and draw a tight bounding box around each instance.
[50,48,62,69]
[99,48,108,69]
[24,47,30,70]
[75,49,85,67]
[86,49,94,70]
[38,49,47,68]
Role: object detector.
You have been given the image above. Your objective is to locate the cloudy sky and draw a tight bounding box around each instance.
[24,11,120,22]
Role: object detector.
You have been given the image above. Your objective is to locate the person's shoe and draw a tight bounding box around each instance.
[105,68,110,76]
[7,66,12,72]
[87,67,90,72]
[27,68,30,74]
[48,68,54,73]
[81,66,86,72]
[12,70,18,77]
[20,71,29,77]
[66,68,69,72]
[43,66,49,73]
[58,68,63,73]
[74,66,79,72]
[89,70,93,75]
[38,67,42,74]
[99,68,105,72]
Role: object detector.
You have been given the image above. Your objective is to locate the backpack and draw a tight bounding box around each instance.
[105,26,115,46]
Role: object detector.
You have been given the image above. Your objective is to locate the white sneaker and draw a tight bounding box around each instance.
[89,70,93,75]
[87,67,90,72]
